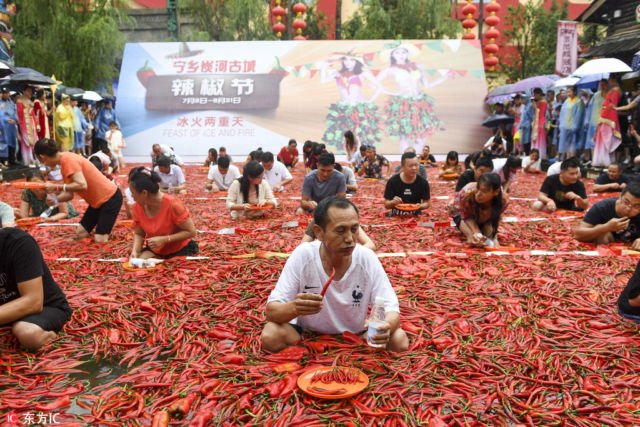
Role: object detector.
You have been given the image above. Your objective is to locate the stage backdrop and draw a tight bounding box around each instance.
[117,40,488,160]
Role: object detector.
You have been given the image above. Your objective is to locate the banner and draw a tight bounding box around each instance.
[117,40,487,160]
[555,21,578,77]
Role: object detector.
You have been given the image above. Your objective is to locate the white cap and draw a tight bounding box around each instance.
[375,296,385,306]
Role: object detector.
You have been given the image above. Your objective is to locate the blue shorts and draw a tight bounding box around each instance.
[74,131,85,149]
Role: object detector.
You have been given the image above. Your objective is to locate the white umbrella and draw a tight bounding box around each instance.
[553,76,580,88]
[573,58,632,77]
[82,90,103,102]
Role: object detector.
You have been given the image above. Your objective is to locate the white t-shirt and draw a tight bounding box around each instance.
[267,241,400,335]
[264,160,292,190]
[207,164,241,190]
[522,156,542,171]
[153,164,185,188]
[547,161,561,176]
[151,144,183,166]
[342,166,357,189]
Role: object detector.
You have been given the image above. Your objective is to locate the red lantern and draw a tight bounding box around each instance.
[292,2,307,14]
[292,19,306,30]
[272,5,286,17]
[462,33,476,40]
[462,4,476,16]
[484,56,499,67]
[485,2,501,13]
[484,43,499,54]
[484,28,500,40]
[485,15,500,27]
[462,19,477,29]
[272,22,286,34]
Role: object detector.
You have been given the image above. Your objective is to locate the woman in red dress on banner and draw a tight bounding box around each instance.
[593,76,622,168]
[530,88,547,159]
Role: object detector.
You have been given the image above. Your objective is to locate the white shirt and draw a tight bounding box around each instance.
[492,157,507,176]
[522,156,542,171]
[153,164,185,188]
[342,166,357,189]
[207,164,241,190]
[264,160,292,190]
[226,179,277,219]
[267,241,400,335]
[547,161,561,176]
[151,144,183,166]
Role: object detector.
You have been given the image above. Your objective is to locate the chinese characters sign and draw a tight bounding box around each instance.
[555,21,578,77]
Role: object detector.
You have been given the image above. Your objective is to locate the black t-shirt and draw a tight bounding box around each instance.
[583,198,640,242]
[384,174,430,216]
[540,174,587,211]
[455,169,475,192]
[594,173,629,191]
[618,259,640,316]
[0,228,69,310]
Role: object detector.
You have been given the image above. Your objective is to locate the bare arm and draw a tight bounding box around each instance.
[265,293,323,324]
[593,183,622,193]
[0,278,44,325]
[300,194,317,211]
[573,220,621,242]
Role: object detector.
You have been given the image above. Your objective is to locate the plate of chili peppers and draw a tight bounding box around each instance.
[122,258,163,272]
[247,204,275,211]
[297,366,369,399]
[395,203,421,212]
[15,217,45,228]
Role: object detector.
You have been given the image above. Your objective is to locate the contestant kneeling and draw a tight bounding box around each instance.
[448,172,507,247]
[383,151,430,216]
[574,181,640,248]
[226,161,277,219]
[0,228,72,350]
[129,167,199,259]
[261,196,409,353]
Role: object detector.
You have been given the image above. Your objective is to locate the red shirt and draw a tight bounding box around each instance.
[278,146,298,165]
[132,195,191,255]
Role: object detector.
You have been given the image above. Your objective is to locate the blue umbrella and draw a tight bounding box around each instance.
[577,73,608,91]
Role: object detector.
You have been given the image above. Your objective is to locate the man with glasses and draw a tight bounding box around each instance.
[573,180,640,248]
[206,156,241,192]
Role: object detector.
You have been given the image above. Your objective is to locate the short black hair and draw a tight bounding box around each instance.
[401,151,417,165]
[533,88,543,95]
[318,152,335,166]
[217,156,231,169]
[156,155,171,167]
[560,157,580,171]
[262,151,275,163]
[608,162,621,170]
[314,196,359,230]
[475,157,494,170]
[623,180,640,198]
[359,145,368,153]
[288,139,297,146]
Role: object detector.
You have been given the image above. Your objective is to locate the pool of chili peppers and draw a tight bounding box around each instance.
[1,163,640,426]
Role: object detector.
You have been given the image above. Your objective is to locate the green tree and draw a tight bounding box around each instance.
[180,0,275,42]
[502,0,569,81]
[342,0,459,40]
[13,0,129,90]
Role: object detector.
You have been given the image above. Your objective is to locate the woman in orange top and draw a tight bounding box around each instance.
[34,138,123,242]
[129,167,198,259]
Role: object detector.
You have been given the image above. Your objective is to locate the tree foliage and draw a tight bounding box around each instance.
[13,0,129,90]
[502,0,569,81]
[180,0,275,42]
[341,0,459,40]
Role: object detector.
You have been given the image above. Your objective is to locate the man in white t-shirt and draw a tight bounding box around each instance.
[151,143,183,167]
[261,196,409,353]
[153,155,185,193]
[206,156,241,192]
[261,151,292,192]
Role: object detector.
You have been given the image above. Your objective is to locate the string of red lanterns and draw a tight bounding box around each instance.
[483,0,501,71]
[461,0,477,40]
[271,1,307,40]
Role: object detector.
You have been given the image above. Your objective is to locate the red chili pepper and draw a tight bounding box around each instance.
[273,362,301,373]
[320,267,336,297]
[151,410,170,427]
[168,394,197,419]
[218,353,246,364]
[35,395,71,411]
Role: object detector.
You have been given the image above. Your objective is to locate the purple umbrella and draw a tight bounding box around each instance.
[511,74,559,93]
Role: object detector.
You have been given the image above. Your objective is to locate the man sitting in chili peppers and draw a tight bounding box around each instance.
[573,180,640,248]
[618,260,640,323]
[0,227,72,350]
[261,196,409,353]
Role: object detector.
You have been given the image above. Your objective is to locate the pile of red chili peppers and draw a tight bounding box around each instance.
[1,165,640,426]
